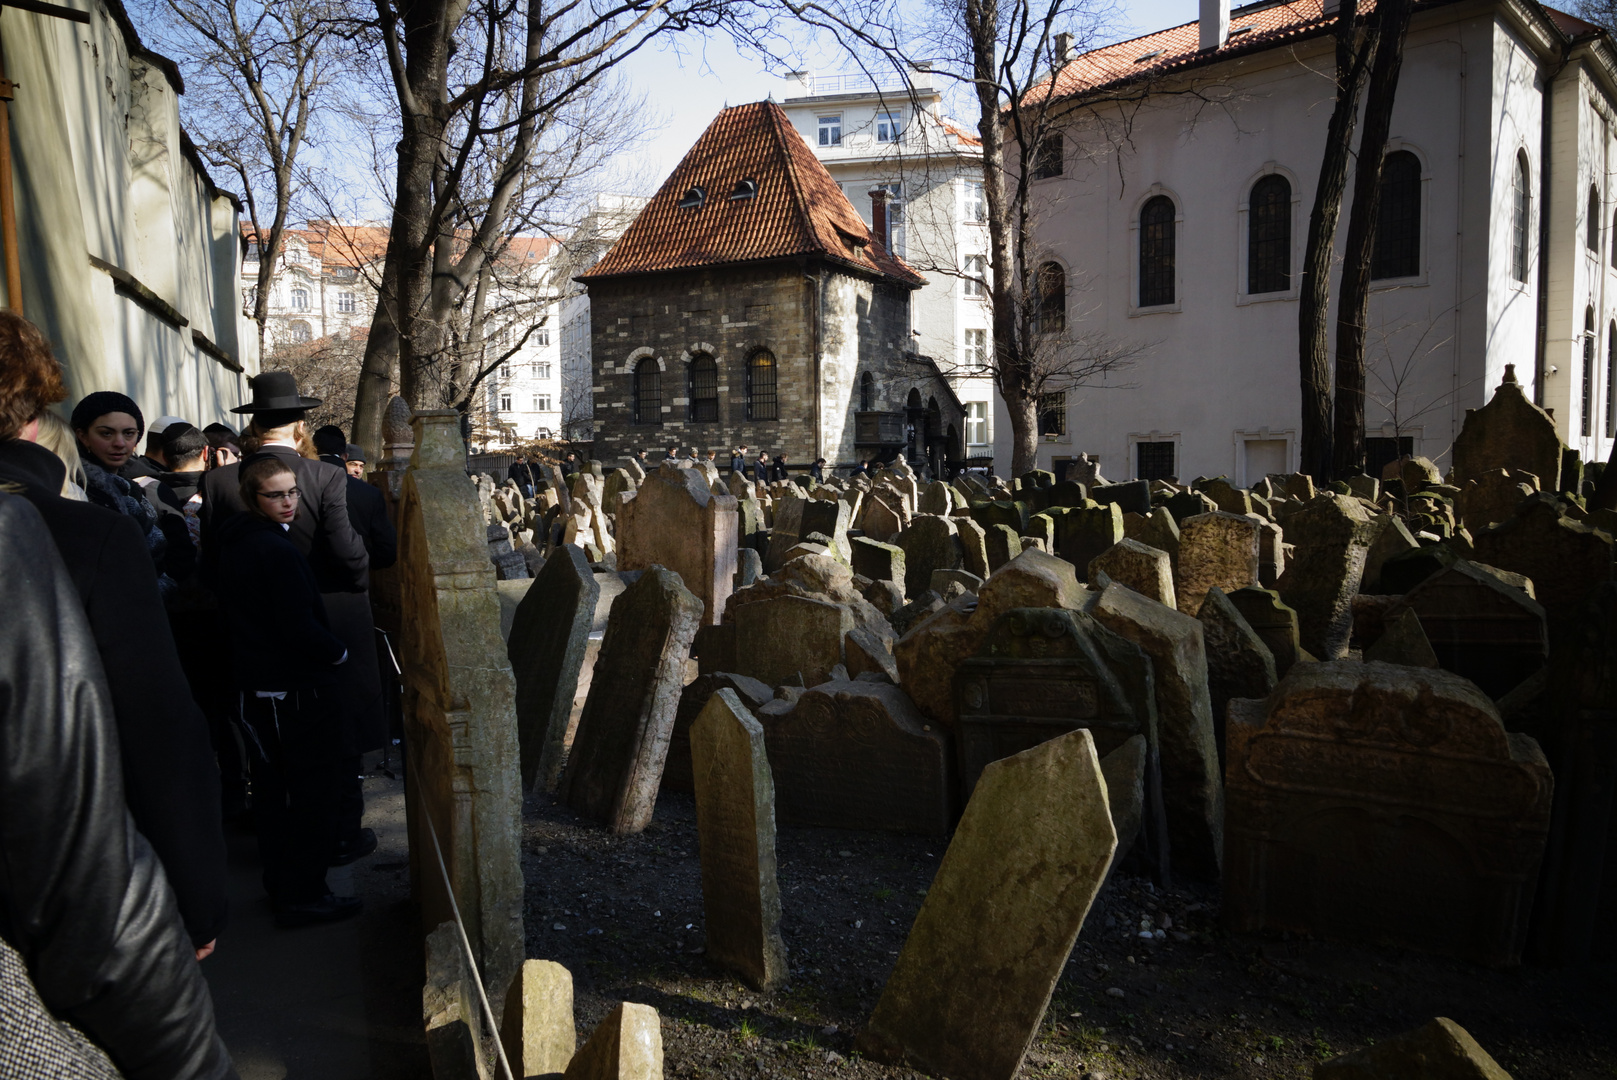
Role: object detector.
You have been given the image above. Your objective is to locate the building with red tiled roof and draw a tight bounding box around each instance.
[996,0,1617,485]
[581,100,965,471]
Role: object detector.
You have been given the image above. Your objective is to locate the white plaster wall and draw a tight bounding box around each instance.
[993,8,1560,482]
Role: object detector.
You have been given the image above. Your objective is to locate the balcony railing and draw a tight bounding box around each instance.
[855,411,907,447]
[796,68,934,97]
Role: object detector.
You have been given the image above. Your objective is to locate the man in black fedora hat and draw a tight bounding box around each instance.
[199,372,378,877]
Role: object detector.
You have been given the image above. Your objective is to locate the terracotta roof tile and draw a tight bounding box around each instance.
[580,100,923,287]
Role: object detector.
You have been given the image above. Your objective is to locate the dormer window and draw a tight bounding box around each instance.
[730,178,758,201]
[678,186,707,210]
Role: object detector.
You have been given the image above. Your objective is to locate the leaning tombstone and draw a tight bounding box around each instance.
[1386,559,1545,698]
[897,515,964,599]
[508,545,601,793]
[855,730,1117,1080]
[1228,587,1306,675]
[617,462,738,625]
[690,690,789,990]
[1088,538,1175,609]
[1275,494,1378,659]
[558,567,703,834]
[500,959,575,1078]
[1176,511,1261,616]
[562,1002,663,1080]
[425,922,485,1080]
[1224,662,1553,966]
[1197,587,1277,765]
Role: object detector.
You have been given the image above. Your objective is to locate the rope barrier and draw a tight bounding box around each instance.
[424,812,517,1080]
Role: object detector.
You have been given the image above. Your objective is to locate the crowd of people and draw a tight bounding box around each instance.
[0,310,397,1077]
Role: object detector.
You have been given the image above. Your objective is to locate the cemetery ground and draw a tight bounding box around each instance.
[521,789,1616,1080]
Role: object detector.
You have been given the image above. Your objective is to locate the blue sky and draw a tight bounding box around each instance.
[620,0,1203,188]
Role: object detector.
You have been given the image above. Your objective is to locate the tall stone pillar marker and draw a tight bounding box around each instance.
[857,729,1117,1080]
[690,690,789,990]
[397,408,525,1020]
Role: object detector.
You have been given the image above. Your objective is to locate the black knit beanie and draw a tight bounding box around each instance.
[70,391,144,436]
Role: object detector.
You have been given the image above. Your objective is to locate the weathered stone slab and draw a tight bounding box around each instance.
[1364,607,1439,668]
[1388,560,1545,696]
[509,545,601,793]
[1089,538,1175,609]
[859,492,906,543]
[733,595,854,689]
[897,515,964,599]
[1198,587,1277,760]
[757,678,952,835]
[1275,495,1378,659]
[1055,503,1124,579]
[855,730,1116,1080]
[1125,505,1181,572]
[767,496,851,572]
[983,523,1022,572]
[1228,587,1305,675]
[664,672,774,794]
[562,1002,663,1080]
[1201,477,1252,516]
[1459,469,1537,533]
[1177,511,1261,616]
[1099,735,1148,867]
[1224,662,1553,966]
[617,462,738,626]
[845,625,900,683]
[1471,496,1613,619]
[851,536,905,586]
[500,959,575,1078]
[559,567,703,834]
[425,921,485,1080]
[691,690,788,990]
[1453,364,1562,491]
[1314,1017,1512,1080]
[1361,515,1420,593]
[1091,480,1151,516]
[956,517,991,579]
[1091,582,1224,881]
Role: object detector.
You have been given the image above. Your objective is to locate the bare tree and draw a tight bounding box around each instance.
[130,0,349,357]
[271,329,369,431]
[1331,0,1414,478]
[346,0,737,457]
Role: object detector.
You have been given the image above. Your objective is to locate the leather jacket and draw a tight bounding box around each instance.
[0,494,235,1079]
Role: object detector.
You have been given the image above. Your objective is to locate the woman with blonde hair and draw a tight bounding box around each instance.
[32,411,87,499]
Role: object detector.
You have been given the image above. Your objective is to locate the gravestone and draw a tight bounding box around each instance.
[733,595,853,689]
[1388,560,1546,698]
[558,567,703,834]
[983,523,1023,572]
[562,1003,663,1080]
[500,960,575,1078]
[767,496,851,571]
[1091,480,1151,516]
[1126,506,1182,572]
[1314,1017,1512,1080]
[1362,516,1420,593]
[1363,607,1439,668]
[508,545,601,793]
[897,515,964,599]
[1459,469,1537,533]
[971,500,1028,537]
[1088,538,1176,608]
[1471,497,1614,620]
[1224,661,1553,966]
[757,678,952,835]
[1163,489,1217,524]
[1452,364,1562,490]
[860,492,907,542]
[425,922,483,1080]
[855,730,1116,1080]
[617,462,738,626]
[1091,582,1224,881]
[663,672,774,794]
[1197,587,1277,764]
[1056,503,1124,578]
[851,536,905,586]
[1201,477,1252,516]
[1100,735,1148,866]
[1228,587,1306,675]
[919,480,956,515]
[1176,511,1261,616]
[956,517,991,579]
[691,690,788,990]
[1275,495,1378,659]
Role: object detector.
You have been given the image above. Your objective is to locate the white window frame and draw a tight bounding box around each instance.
[963,254,987,298]
[963,327,988,370]
[499,392,512,412]
[1235,164,1302,305]
[337,290,356,313]
[1231,428,1296,486]
[963,180,986,223]
[817,114,843,146]
[875,111,903,143]
[290,287,310,312]
[536,361,552,379]
[1127,431,1182,481]
[965,401,990,445]
[1369,140,1431,291]
[537,395,552,412]
[1128,185,1184,316]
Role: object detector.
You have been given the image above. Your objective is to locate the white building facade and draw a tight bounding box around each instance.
[1011,0,1617,483]
[780,72,1000,461]
[557,193,649,442]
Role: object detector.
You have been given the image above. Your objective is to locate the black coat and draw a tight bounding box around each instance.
[200,444,368,594]
[507,461,536,489]
[0,439,227,947]
[346,475,397,571]
[0,493,235,1080]
[214,514,349,692]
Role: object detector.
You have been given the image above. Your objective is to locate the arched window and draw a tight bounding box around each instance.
[1584,308,1596,438]
[1590,186,1603,254]
[1512,152,1532,284]
[1035,262,1066,334]
[288,320,312,343]
[290,287,310,312]
[1607,322,1616,438]
[688,354,718,422]
[633,356,661,425]
[748,351,778,420]
[1139,195,1176,307]
[1372,150,1422,280]
[1248,173,1291,294]
[859,371,875,412]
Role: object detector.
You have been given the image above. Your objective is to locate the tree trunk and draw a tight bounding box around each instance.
[1298,5,1377,480]
[350,255,401,458]
[1331,0,1413,479]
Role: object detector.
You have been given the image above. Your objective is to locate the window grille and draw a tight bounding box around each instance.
[1037,392,1065,436]
[1247,174,1291,294]
[1513,154,1532,283]
[1035,263,1066,334]
[748,352,779,420]
[688,355,719,422]
[1371,151,1421,279]
[634,357,661,424]
[1139,196,1176,306]
[1136,441,1175,481]
[1033,135,1063,179]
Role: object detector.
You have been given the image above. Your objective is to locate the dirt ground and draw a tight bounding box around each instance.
[521,789,1615,1080]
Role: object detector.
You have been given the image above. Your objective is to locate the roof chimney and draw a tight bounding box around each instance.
[868,187,889,249]
[1054,32,1075,62]
[1199,0,1229,51]
[1322,0,1342,12]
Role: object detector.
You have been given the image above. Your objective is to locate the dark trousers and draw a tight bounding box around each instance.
[239,689,345,904]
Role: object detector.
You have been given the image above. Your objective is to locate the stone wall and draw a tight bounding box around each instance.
[587,258,954,466]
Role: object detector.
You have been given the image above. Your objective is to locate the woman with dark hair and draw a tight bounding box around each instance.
[214,455,360,927]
